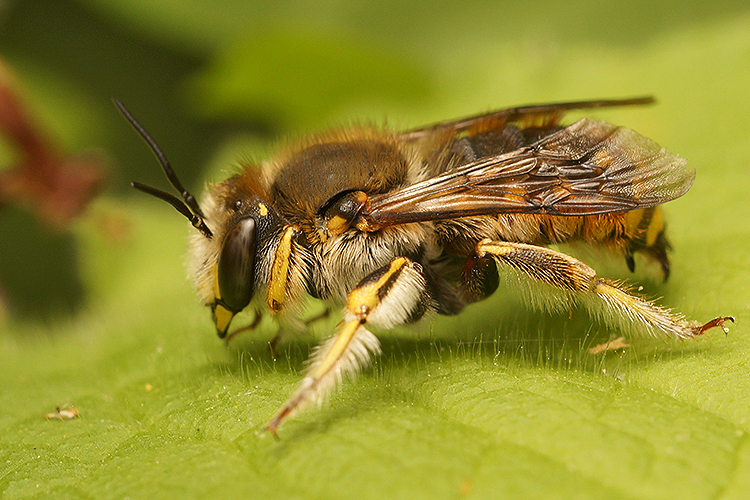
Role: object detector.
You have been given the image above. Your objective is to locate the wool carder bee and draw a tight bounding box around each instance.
[116,97,732,435]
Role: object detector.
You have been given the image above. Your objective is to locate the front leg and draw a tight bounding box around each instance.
[265,256,429,435]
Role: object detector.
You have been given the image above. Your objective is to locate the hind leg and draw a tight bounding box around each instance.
[475,239,732,338]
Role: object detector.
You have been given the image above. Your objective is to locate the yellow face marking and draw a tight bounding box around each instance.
[258,203,268,217]
[211,262,221,300]
[213,303,235,336]
[266,226,297,313]
[210,261,235,335]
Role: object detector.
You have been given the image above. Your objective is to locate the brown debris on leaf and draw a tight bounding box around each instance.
[44,405,80,420]
[587,336,631,354]
[0,58,106,228]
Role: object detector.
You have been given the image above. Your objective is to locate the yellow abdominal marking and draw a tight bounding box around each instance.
[625,209,645,236]
[266,226,297,312]
[645,207,664,247]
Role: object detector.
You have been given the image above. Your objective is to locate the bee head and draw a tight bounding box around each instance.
[115,98,271,338]
[207,182,286,338]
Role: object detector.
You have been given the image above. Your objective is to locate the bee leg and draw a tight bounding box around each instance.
[224,308,264,344]
[265,256,428,435]
[476,239,732,339]
[304,306,331,325]
[267,308,332,359]
[268,330,284,359]
[625,207,671,280]
[460,253,500,303]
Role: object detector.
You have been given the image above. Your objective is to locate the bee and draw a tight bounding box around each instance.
[115,97,733,435]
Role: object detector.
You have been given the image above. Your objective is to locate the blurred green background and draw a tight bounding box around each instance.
[1,0,750,498]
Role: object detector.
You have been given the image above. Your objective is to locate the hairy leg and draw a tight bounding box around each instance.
[265,256,429,435]
[475,239,732,339]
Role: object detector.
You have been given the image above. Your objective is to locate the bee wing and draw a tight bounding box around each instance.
[359,118,694,230]
[399,96,655,141]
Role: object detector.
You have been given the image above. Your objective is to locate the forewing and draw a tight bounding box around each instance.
[358,119,694,229]
[399,96,655,141]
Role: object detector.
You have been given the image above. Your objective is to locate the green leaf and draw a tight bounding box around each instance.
[3,2,750,499]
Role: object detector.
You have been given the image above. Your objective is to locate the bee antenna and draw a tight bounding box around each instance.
[113,98,213,239]
[130,181,212,238]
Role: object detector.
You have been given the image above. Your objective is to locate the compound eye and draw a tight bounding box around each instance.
[217,217,257,313]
